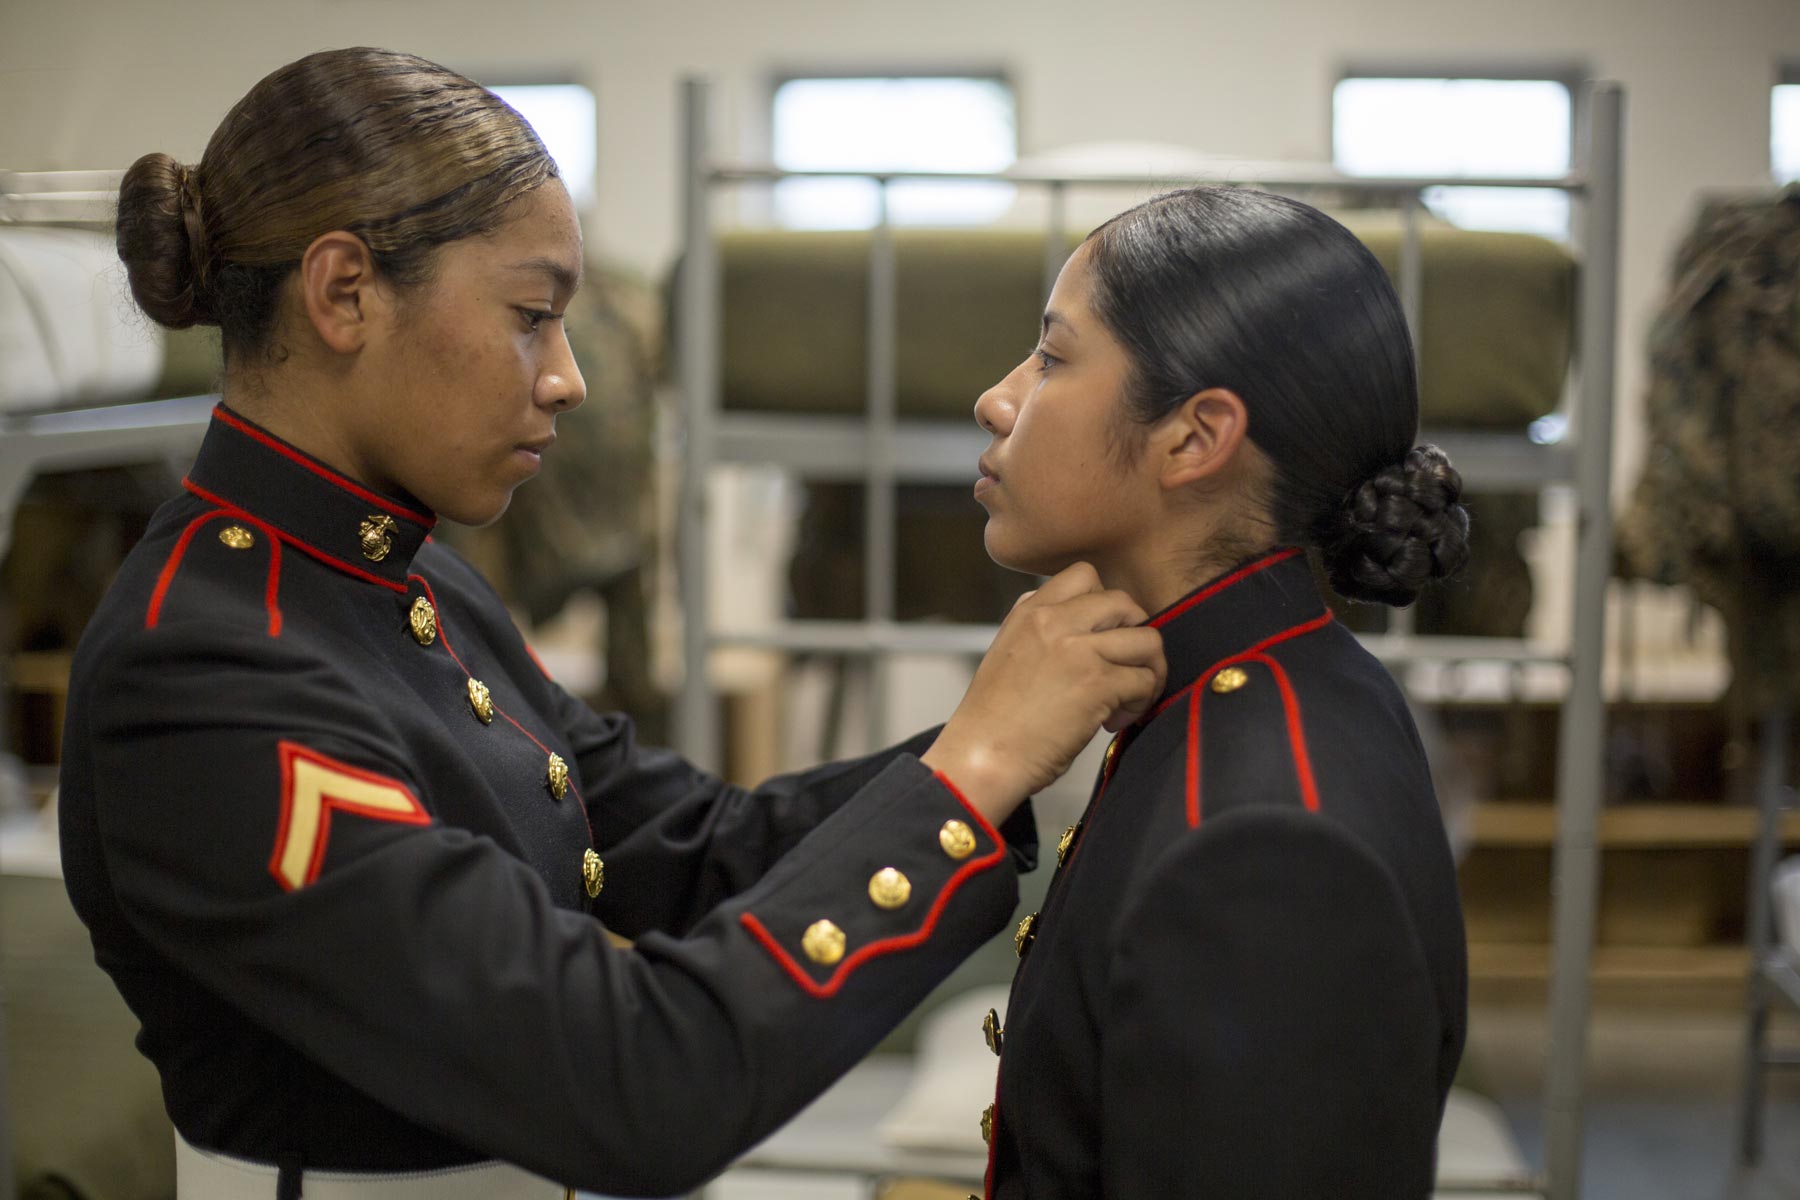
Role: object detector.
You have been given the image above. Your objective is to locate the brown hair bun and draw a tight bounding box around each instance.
[116,153,211,329]
[1323,444,1471,607]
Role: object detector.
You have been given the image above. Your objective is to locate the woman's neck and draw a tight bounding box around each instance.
[1093,509,1277,619]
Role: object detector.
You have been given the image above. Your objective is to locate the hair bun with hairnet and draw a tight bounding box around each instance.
[1322,444,1470,607]
[116,153,213,329]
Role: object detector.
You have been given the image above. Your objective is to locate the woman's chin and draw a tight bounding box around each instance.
[982,526,1070,579]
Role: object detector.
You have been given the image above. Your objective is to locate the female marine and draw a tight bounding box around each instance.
[972,186,1470,1198]
[57,47,1164,1198]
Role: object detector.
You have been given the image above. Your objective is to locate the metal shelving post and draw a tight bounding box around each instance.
[676,77,722,773]
[1543,80,1624,1200]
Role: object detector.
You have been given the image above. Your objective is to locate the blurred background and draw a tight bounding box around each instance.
[3,1,1800,1198]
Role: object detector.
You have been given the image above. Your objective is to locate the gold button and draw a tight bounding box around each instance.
[547,753,570,801]
[218,525,254,550]
[582,848,604,898]
[1210,666,1250,694]
[983,1007,1004,1056]
[980,1103,995,1145]
[802,919,846,965]
[467,678,494,724]
[1015,911,1038,956]
[359,514,398,562]
[868,867,912,910]
[408,596,438,646]
[1056,824,1077,866]
[939,819,977,860]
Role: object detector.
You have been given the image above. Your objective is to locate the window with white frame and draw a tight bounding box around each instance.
[1333,74,1573,239]
[490,82,598,210]
[770,75,1017,230]
[1773,73,1800,182]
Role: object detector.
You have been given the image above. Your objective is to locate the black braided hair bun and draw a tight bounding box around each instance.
[116,152,211,329]
[1322,444,1471,607]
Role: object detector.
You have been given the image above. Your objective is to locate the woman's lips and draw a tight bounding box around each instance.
[975,456,999,499]
[514,434,555,472]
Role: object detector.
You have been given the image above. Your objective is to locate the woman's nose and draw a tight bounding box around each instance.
[974,370,1019,436]
[538,328,587,413]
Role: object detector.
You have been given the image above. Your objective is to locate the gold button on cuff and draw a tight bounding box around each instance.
[802,919,847,966]
[1056,824,1077,866]
[359,514,398,562]
[582,848,604,898]
[467,678,495,724]
[408,596,438,646]
[939,819,977,860]
[1015,911,1038,957]
[1210,666,1250,694]
[980,1103,995,1145]
[983,1007,1004,1056]
[547,753,570,800]
[218,525,254,550]
[868,867,912,910]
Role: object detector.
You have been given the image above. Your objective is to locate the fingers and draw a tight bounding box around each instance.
[1028,561,1103,606]
[1087,626,1167,675]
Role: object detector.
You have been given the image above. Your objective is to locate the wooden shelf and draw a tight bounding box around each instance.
[1470,802,1800,849]
[1469,942,1751,983]
[1468,942,1759,1005]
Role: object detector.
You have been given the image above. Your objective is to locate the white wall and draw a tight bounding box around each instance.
[5,0,1798,490]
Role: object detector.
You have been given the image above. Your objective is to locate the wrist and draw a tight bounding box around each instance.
[921,738,1024,827]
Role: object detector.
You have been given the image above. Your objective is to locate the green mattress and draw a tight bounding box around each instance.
[718,220,1575,429]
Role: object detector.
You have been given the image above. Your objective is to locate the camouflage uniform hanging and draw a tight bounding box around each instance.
[1619,187,1800,711]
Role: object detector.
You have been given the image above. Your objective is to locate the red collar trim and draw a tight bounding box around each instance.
[211,405,435,529]
[183,478,410,594]
[1147,547,1302,629]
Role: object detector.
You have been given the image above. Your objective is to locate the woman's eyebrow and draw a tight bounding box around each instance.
[1042,310,1077,340]
[507,257,583,296]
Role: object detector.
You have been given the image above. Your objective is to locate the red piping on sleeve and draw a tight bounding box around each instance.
[184,480,409,595]
[211,405,434,527]
[1241,652,1322,812]
[146,508,284,637]
[1147,548,1301,629]
[1185,688,1203,828]
[409,574,593,838]
[739,770,1008,999]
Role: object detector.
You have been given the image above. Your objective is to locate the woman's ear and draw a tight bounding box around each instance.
[1158,387,1250,491]
[297,231,384,355]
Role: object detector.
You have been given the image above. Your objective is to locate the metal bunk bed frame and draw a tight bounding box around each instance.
[676,79,1624,1200]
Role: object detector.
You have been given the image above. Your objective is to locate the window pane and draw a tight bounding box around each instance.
[492,84,597,210]
[771,77,1017,229]
[1333,77,1571,237]
[1774,84,1800,182]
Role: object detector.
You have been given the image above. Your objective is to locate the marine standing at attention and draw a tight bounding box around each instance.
[56,47,1166,1199]
[969,186,1470,1199]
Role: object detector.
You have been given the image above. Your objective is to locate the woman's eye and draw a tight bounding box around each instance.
[1033,346,1059,371]
[519,308,557,333]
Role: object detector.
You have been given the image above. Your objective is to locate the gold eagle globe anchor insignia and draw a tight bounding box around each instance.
[359,514,398,562]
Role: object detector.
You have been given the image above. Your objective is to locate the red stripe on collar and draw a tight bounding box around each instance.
[1147,548,1302,629]
[183,479,409,594]
[211,405,435,528]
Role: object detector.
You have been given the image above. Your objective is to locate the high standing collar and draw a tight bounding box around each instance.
[182,404,437,592]
[1141,548,1333,719]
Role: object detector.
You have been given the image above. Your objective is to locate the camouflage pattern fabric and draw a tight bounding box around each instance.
[1619,188,1800,710]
